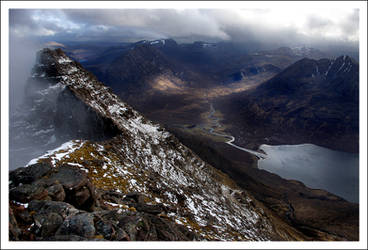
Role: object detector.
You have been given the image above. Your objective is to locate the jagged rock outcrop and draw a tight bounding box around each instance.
[54,87,120,141]
[9,49,120,170]
[9,48,307,241]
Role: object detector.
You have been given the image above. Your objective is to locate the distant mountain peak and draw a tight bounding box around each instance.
[133,38,178,49]
[324,54,358,78]
[244,54,359,151]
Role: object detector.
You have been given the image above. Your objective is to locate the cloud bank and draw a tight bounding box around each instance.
[9,8,359,49]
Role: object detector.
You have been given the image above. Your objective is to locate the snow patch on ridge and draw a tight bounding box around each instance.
[58,57,72,64]
[26,140,85,167]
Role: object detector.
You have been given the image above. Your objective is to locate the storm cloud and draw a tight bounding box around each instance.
[9,8,360,49]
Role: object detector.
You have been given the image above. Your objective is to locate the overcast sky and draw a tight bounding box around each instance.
[9,8,359,49]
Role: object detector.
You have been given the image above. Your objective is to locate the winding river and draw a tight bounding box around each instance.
[204,103,359,203]
[206,104,267,159]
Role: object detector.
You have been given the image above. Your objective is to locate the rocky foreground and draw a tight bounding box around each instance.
[9,162,199,241]
[9,142,304,241]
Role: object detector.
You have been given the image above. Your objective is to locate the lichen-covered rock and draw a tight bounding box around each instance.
[123,192,147,204]
[46,183,66,201]
[56,213,96,238]
[47,164,88,190]
[9,165,203,241]
[134,203,165,215]
[134,213,198,241]
[33,212,63,238]
[12,205,33,225]
[9,162,52,188]
[94,219,115,240]
[28,200,79,220]
[9,208,21,241]
[10,183,49,203]
[43,164,96,211]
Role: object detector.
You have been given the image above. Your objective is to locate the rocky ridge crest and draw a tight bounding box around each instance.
[9,48,304,241]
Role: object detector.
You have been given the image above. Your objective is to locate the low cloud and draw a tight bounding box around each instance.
[62,9,232,41]
[9,8,360,49]
[9,33,43,112]
[307,15,332,31]
[339,9,359,40]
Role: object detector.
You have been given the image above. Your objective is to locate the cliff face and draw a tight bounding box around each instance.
[9,49,122,170]
[9,48,305,241]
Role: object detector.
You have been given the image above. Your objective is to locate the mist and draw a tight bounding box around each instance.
[9,30,62,170]
[8,35,120,170]
[9,34,42,113]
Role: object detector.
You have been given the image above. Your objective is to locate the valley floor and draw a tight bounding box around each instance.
[151,99,359,241]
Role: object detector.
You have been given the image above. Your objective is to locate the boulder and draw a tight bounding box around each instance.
[119,213,198,241]
[94,219,115,240]
[28,200,79,220]
[123,192,146,204]
[145,214,198,241]
[117,215,140,241]
[9,208,21,241]
[93,210,131,240]
[134,203,165,215]
[13,207,33,225]
[10,183,48,203]
[9,162,52,188]
[46,183,66,201]
[46,165,96,211]
[100,190,126,202]
[56,213,96,238]
[33,212,64,238]
[48,164,88,190]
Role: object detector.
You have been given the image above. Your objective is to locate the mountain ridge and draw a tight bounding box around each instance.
[9,48,307,241]
[217,55,359,153]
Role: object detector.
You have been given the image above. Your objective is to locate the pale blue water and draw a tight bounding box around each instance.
[258,144,359,203]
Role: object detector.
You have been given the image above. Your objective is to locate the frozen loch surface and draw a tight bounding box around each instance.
[258,144,359,203]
